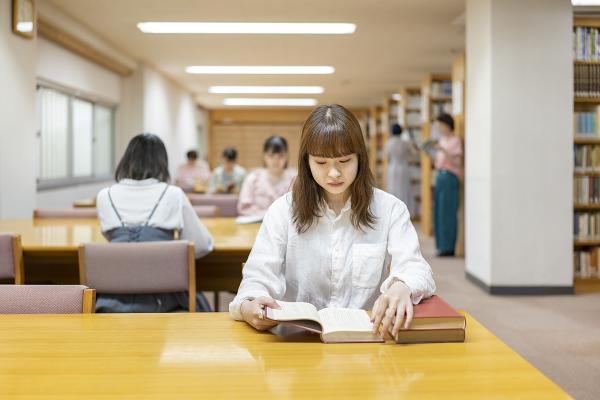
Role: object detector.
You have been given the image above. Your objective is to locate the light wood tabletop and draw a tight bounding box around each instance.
[0,312,570,399]
[0,218,260,292]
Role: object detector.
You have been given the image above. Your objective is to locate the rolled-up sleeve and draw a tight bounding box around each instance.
[380,201,436,304]
[229,197,289,320]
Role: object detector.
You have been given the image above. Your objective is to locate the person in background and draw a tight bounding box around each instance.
[229,104,435,336]
[207,147,247,194]
[433,113,463,257]
[385,123,417,209]
[175,150,212,192]
[238,136,296,218]
[96,133,214,312]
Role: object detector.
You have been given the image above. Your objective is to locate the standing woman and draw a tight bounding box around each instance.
[96,133,214,312]
[385,123,417,209]
[229,104,435,337]
[433,114,463,256]
[237,135,297,218]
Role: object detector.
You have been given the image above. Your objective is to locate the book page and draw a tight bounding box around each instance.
[266,301,320,323]
[317,308,374,335]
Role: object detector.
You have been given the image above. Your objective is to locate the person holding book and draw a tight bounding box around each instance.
[385,123,417,207]
[96,133,214,312]
[432,113,463,257]
[237,135,297,218]
[229,104,436,337]
[207,147,247,194]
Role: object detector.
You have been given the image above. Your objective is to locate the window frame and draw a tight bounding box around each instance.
[36,81,117,190]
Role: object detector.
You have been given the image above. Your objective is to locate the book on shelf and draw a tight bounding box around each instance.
[575,110,600,138]
[391,295,466,344]
[575,64,600,98]
[265,301,384,343]
[574,144,600,172]
[574,175,600,204]
[406,94,422,109]
[432,102,452,119]
[431,81,452,98]
[574,248,600,278]
[574,26,600,62]
[574,211,600,239]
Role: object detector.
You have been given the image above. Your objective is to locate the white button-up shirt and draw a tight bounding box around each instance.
[229,188,435,320]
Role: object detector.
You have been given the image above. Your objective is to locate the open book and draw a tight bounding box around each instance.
[418,139,438,160]
[235,215,263,224]
[266,301,384,343]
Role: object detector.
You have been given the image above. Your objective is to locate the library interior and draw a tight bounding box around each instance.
[0,0,598,398]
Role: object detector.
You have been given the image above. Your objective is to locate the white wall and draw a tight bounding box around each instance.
[142,65,201,178]
[466,0,572,289]
[0,0,37,218]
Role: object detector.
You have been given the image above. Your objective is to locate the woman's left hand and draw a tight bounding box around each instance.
[371,280,413,336]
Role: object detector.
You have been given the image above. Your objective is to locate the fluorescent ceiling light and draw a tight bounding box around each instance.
[209,86,324,94]
[572,0,600,5]
[392,93,401,101]
[223,98,317,106]
[16,22,33,32]
[137,22,356,34]
[187,66,334,74]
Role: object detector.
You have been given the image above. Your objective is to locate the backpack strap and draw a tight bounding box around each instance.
[144,183,170,226]
[107,187,125,227]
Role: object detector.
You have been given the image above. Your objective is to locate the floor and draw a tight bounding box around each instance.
[209,233,600,399]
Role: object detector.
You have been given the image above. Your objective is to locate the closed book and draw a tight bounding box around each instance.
[393,295,466,344]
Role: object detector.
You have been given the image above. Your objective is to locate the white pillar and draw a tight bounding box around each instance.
[465,0,573,293]
[0,0,37,218]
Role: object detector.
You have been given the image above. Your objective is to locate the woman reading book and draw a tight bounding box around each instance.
[229,104,436,337]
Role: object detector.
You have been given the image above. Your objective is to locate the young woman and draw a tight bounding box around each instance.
[237,135,297,217]
[432,114,463,256]
[229,105,435,337]
[96,133,214,312]
[385,123,417,209]
[207,147,247,194]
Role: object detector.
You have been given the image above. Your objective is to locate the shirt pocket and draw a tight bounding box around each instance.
[351,242,387,289]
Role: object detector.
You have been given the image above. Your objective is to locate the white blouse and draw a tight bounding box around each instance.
[96,178,214,257]
[229,188,436,320]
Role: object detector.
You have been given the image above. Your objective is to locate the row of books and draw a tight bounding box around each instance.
[575,111,600,137]
[574,64,600,98]
[574,212,600,239]
[574,249,600,278]
[574,27,600,61]
[574,144,600,172]
[574,176,600,204]
[404,94,421,109]
[431,81,452,98]
[432,102,452,119]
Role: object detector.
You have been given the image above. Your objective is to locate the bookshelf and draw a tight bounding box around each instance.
[452,53,466,257]
[398,87,423,220]
[420,74,452,236]
[573,18,600,293]
[368,105,390,189]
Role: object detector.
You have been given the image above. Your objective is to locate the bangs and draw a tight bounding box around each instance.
[305,123,357,158]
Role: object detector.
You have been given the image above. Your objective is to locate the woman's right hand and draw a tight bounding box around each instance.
[240,296,281,331]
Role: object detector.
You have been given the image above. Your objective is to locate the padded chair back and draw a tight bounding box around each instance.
[0,285,95,314]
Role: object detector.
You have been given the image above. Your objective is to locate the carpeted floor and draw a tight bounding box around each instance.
[210,232,600,399]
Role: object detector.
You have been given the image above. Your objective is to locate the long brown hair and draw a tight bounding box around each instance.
[292,104,375,234]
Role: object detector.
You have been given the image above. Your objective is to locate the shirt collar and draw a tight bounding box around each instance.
[119,178,160,186]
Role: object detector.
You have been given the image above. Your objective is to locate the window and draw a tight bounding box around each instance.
[37,85,115,188]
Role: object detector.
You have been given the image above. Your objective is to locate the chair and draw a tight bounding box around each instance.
[188,194,239,217]
[193,205,220,218]
[34,208,98,219]
[0,233,24,284]
[0,285,95,314]
[78,241,197,312]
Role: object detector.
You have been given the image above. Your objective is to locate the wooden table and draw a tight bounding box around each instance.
[0,218,260,293]
[0,312,570,399]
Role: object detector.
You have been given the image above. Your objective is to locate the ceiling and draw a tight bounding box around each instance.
[47,0,465,109]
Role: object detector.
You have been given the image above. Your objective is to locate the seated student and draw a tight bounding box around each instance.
[207,147,247,194]
[237,136,297,217]
[96,133,214,312]
[175,150,212,192]
[229,105,435,336]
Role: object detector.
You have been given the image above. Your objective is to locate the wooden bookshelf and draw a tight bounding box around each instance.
[398,87,423,220]
[420,73,452,236]
[452,53,466,257]
[573,18,600,291]
[368,105,389,189]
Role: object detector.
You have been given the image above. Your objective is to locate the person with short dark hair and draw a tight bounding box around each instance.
[175,149,212,192]
[237,135,296,217]
[96,133,214,312]
[432,113,463,257]
[207,147,247,194]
